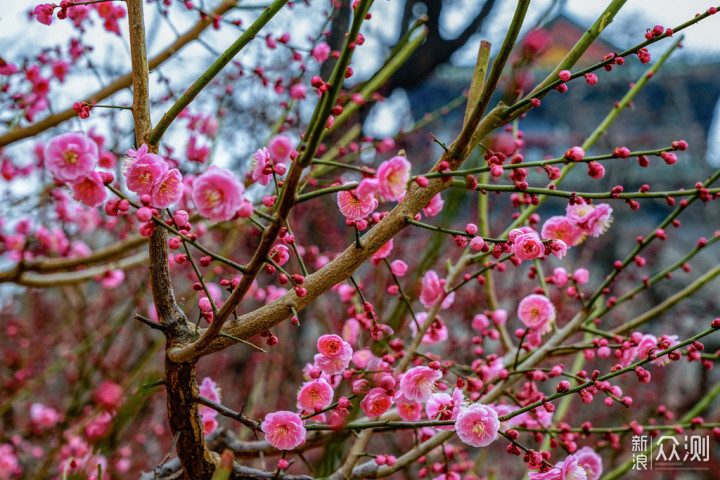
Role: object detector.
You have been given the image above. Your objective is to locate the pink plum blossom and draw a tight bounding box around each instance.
[574,447,603,480]
[399,366,442,403]
[514,231,545,261]
[356,178,379,201]
[409,312,448,345]
[314,336,352,375]
[371,238,393,264]
[376,155,411,201]
[289,83,307,100]
[360,388,393,418]
[267,134,294,163]
[151,168,184,208]
[420,270,452,309]
[423,193,444,216]
[124,149,168,196]
[311,42,331,63]
[0,444,20,479]
[565,202,613,237]
[199,377,221,403]
[71,171,107,207]
[100,270,125,289]
[34,4,55,25]
[45,132,98,183]
[93,381,123,411]
[425,388,464,430]
[337,184,378,220]
[317,334,348,358]
[30,403,60,429]
[541,215,584,246]
[262,411,306,450]
[396,399,423,421]
[297,379,334,412]
[192,166,245,222]
[390,260,408,276]
[455,404,500,447]
[252,147,273,186]
[518,294,555,332]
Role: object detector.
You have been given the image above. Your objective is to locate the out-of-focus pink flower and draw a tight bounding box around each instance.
[311,42,331,63]
[30,403,60,429]
[289,83,307,100]
[100,269,125,289]
[517,294,555,333]
[409,312,448,345]
[455,404,500,447]
[390,260,408,276]
[360,388,393,418]
[419,270,454,309]
[93,381,123,411]
[34,4,55,25]
[268,134,294,164]
[422,193,444,216]
[376,155,411,201]
[297,379,334,412]
[262,411,306,450]
[199,377,221,403]
[192,166,245,222]
[85,412,113,441]
[399,366,442,403]
[44,132,98,183]
[0,444,20,479]
[371,238,393,264]
[71,171,107,207]
[265,285,287,304]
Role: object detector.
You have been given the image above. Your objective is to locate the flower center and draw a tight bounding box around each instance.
[64,151,78,164]
[205,189,223,207]
[472,420,486,436]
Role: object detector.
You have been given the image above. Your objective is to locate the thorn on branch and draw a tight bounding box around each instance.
[134,313,167,332]
[429,133,449,152]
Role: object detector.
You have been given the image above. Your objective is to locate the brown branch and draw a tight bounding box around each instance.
[0,234,147,283]
[3,251,146,287]
[0,0,238,148]
[173,0,375,362]
[166,103,509,363]
[126,0,215,478]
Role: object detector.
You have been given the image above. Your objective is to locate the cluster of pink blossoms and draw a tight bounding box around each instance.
[251,134,293,186]
[510,227,559,261]
[541,201,613,247]
[261,334,510,452]
[123,144,183,209]
[198,377,222,435]
[44,132,110,207]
